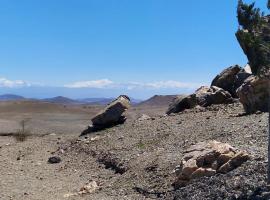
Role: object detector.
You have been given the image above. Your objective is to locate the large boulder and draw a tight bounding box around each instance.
[237,76,270,113]
[91,95,130,126]
[173,141,250,188]
[166,86,233,114]
[211,65,252,97]
[195,86,234,107]
[81,95,130,135]
[166,94,197,114]
[211,65,242,97]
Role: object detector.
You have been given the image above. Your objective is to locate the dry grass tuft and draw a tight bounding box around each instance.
[13,130,31,142]
[13,119,31,142]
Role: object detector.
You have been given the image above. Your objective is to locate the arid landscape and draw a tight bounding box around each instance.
[0,97,268,200]
[0,0,269,199]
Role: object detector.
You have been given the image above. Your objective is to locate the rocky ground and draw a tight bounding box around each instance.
[0,101,268,199]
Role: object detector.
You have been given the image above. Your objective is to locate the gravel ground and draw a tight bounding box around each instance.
[0,102,268,199]
[61,102,268,199]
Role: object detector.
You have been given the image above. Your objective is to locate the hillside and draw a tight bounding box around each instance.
[0,94,25,101]
[78,98,114,105]
[42,96,79,104]
[138,95,179,107]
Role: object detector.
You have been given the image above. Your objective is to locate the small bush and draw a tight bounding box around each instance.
[13,119,31,142]
[13,130,30,142]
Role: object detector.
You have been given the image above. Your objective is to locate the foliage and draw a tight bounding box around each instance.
[237,0,263,31]
[236,0,270,77]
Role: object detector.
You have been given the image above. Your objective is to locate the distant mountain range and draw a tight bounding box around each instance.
[0,94,142,105]
[0,93,181,106]
[42,96,80,104]
[77,97,114,105]
[0,94,26,101]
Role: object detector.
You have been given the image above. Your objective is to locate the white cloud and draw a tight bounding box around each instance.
[65,79,201,90]
[65,79,114,89]
[126,81,201,90]
[0,77,31,88]
[0,77,202,91]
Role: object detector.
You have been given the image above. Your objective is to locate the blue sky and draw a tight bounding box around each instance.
[0,0,268,99]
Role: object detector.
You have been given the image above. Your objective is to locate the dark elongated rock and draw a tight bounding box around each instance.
[91,95,130,126]
[81,95,130,135]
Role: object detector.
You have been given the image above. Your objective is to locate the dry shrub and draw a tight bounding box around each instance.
[13,119,31,142]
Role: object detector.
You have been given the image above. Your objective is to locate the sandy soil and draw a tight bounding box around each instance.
[0,101,268,200]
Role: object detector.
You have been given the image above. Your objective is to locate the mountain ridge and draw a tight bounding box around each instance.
[138,95,180,107]
[0,94,142,105]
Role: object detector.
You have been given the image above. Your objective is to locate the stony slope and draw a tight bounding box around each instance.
[0,102,268,199]
[57,102,268,199]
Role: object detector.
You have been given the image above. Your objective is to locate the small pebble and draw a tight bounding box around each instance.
[48,156,61,164]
